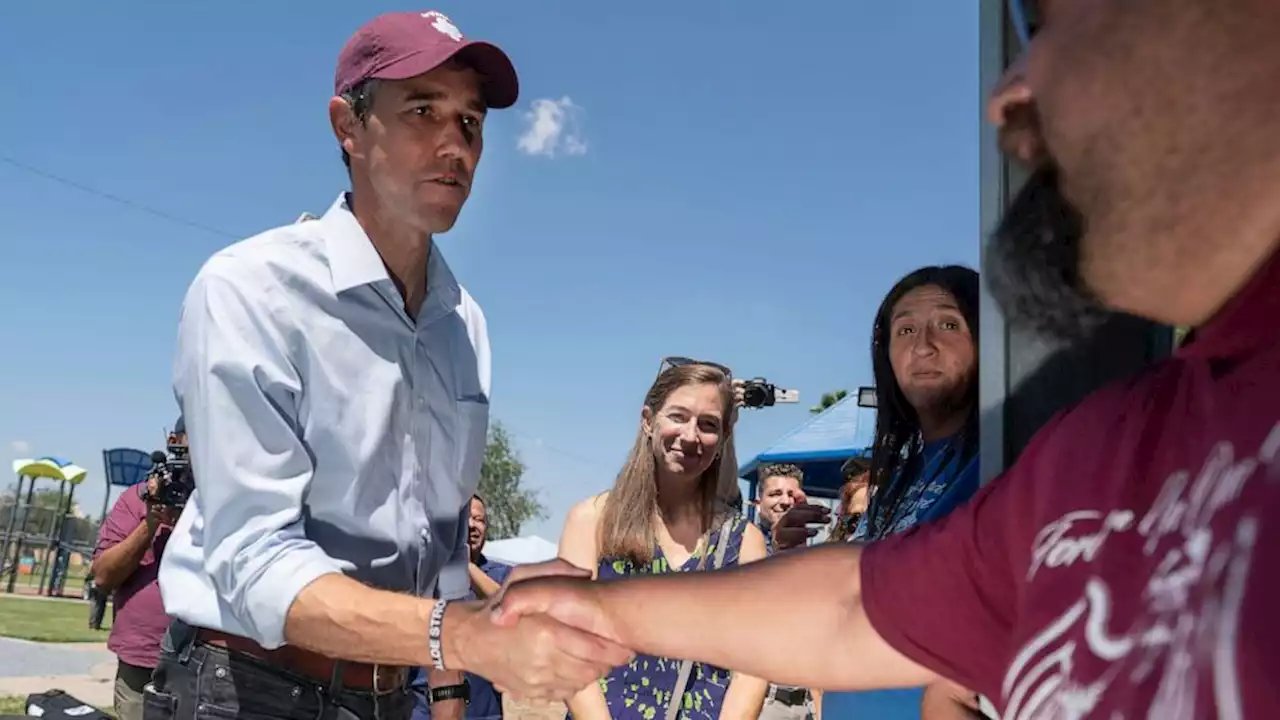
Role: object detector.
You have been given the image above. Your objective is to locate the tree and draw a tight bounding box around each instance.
[477,422,546,540]
[810,389,849,415]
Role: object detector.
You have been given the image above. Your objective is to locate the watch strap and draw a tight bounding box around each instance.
[429,681,470,705]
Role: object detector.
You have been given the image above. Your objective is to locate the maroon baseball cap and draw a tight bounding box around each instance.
[334,10,519,109]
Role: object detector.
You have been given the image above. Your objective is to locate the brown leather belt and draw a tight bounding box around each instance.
[196,628,408,693]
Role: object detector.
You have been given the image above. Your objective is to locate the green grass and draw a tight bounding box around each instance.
[0,695,27,715]
[0,694,113,717]
[0,594,112,642]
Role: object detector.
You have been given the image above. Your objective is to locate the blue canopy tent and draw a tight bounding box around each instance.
[738,395,875,507]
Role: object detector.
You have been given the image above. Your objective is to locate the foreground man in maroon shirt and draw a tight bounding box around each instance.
[492,1,1280,717]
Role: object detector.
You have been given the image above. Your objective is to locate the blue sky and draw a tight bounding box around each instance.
[0,1,979,540]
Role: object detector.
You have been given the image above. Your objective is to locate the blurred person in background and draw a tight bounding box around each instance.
[828,458,870,544]
[411,494,512,720]
[90,420,184,720]
[753,463,822,720]
[557,359,769,719]
[753,464,804,554]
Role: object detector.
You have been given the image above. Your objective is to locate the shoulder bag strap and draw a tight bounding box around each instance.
[665,516,738,720]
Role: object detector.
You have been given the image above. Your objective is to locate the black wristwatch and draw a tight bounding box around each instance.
[429,680,470,705]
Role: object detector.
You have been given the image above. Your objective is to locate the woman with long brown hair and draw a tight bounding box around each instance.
[558,359,769,720]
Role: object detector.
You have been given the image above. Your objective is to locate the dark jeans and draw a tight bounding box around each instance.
[143,624,412,720]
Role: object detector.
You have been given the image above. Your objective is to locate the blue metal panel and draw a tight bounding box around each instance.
[738,395,875,496]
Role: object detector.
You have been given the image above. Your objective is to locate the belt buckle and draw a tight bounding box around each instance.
[776,687,807,706]
[372,664,402,695]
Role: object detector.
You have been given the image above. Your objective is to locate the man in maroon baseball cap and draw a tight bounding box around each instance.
[333,10,518,108]
[153,10,632,720]
[329,10,519,238]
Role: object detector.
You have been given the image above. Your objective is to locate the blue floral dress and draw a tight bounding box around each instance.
[569,515,748,720]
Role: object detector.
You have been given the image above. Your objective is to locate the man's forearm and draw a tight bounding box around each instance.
[468,563,501,599]
[921,681,985,720]
[596,543,914,689]
[283,573,444,666]
[90,522,154,591]
[720,673,767,719]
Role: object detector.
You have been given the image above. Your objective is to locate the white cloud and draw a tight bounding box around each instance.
[10,440,30,456]
[516,97,588,158]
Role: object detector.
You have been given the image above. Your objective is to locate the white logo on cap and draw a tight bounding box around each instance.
[421,11,463,42]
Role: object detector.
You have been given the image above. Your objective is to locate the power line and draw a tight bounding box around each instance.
[0,153,239,239]
[2,151,612,474]
[504,428,615,473]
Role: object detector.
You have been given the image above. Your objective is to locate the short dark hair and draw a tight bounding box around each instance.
[471,493,485,507]
[339,78,381,173]
[758,463,803,492]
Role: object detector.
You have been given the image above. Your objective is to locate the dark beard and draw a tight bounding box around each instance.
[985,165,1112,343]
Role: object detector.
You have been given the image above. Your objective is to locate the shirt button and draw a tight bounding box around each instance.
[417,395,427,406]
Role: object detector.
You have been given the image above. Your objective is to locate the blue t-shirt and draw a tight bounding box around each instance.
[823,436,980,719]
[852,437,980,541]
[410,555,513,720]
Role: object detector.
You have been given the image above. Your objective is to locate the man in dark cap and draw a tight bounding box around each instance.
[493,0,1280,717]
[153,11,628,720]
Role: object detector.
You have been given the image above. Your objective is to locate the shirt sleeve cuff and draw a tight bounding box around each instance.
[243,548,346,649]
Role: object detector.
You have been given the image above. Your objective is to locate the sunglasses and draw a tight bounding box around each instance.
[658,356,733,378]
[1008,0,1041,47]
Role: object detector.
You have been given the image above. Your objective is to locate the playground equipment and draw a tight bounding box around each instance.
[3,457,90,596]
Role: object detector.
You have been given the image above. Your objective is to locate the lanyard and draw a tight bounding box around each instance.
[869,440,957,538]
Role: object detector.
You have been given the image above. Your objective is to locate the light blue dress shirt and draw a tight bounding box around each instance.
[159,193,491,650]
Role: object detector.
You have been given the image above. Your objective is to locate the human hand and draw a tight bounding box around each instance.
[445,597,631,702]
[731,378,747,408]
[773,494,831,551]
[492,558,593,602]
[490,575,624,647]
[143,478,179,531]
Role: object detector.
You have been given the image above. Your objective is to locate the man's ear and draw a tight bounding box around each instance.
[329,96,360,163]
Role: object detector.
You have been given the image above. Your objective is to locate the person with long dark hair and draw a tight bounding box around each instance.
[820,266,985,719]
[855,265,980,541]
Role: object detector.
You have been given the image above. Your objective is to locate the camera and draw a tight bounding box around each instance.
[739,378,800,409]
[143,428,194,509]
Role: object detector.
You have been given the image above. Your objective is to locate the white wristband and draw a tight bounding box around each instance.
[428,599,448,671]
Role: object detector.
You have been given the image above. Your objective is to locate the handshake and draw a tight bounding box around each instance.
[439,559,633,703]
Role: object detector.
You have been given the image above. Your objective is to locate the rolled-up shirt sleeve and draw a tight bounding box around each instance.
[174,257,345,649]
[435,503,472,601]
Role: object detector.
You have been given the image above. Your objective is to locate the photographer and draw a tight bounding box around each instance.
[90,420,185,720]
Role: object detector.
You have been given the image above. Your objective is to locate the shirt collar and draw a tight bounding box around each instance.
[1179,247,1280,360]
[319,193,462,321]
